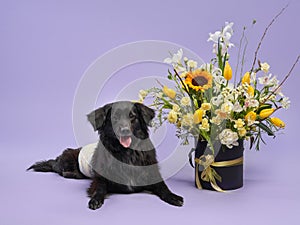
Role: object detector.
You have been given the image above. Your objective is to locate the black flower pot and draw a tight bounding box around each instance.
[194,139,244,191]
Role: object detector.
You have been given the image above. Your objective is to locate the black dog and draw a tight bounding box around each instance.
[28,101,183,209]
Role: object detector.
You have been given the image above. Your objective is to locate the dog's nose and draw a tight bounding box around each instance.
[120,127,131,136]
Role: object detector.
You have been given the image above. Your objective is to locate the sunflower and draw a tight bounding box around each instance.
[185,69,213,92]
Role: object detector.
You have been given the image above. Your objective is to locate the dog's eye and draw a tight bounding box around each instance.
[129,112,136,119]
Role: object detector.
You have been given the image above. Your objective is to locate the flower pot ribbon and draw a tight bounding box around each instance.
[195,154,243,192]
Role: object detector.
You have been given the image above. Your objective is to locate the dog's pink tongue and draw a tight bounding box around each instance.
[120,136,132,148]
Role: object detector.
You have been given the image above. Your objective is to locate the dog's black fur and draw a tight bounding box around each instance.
[28,101,183,209]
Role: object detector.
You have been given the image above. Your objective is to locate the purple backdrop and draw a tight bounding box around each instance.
[1,0,300,224]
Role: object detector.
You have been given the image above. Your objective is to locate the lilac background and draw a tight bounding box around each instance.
[1,0,300,225]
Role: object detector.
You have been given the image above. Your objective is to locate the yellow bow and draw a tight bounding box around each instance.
[195,155,243,192]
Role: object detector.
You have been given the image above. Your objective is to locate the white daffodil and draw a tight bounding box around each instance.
[181,113,194,128]
[187,60,198,69]
[219,129,239,149]
[221,101,234,114]
[260,62,270,73]
[281,96,291,109]
[180,96,191,106]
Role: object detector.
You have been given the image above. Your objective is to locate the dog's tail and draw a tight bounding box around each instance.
[27,159,58,173]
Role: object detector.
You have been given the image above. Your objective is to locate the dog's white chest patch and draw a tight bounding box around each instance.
[78,143,97,178]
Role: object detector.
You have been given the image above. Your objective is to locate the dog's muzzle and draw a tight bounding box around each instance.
[119,127,132,148]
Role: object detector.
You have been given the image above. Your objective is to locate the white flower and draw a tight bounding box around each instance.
[181,113,194,128]
[250,72,257,83]
[211,95,223,106]
[258,74,279,86]
[211,116,222,125]
[233,101,243,113]
[187,60,198,69]
[221,102,234,114]
[243,98,259,110]
[208,22,234,54]
[281,96,291,109]
[219,129,239,149]
[180,96,191,106]
[164,48,183,65]
[172,104,181,112]
[260,62,270,73]
[138,89,148,99]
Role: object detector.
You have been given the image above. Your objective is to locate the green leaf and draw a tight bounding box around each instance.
[257,122,274,136]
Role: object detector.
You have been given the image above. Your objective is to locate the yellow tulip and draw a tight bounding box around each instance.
[163,86,176,99]
[245,111,257,122]
[242,72,250,84]
[223,61,232,81]
[193,109,204,124]
[259,108,275,119]
[270,117,285,128]
[247,86,255,97]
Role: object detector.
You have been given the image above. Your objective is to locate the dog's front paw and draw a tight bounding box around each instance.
[88,198,103,210]
[162,193,184,207]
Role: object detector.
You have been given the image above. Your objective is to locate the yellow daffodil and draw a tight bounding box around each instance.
[223,61,232,81]
[193,109,204,124]
[270,117,285,128]
[259,108,275,119]
[242,72,250,84]
[163,86,176,99]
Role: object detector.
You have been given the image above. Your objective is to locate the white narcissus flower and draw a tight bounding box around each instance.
[219,129,239,149]
[181,113,194,128]
[221,102,234,114]
[180,96,191,106]
[260,62,270,73]
[281,96,291,109]
[187,60,198,69]
[243,98,259,110]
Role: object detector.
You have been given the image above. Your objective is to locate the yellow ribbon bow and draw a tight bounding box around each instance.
[195,154,243,192]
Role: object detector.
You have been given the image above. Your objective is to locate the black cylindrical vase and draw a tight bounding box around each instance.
[195,139,244,191]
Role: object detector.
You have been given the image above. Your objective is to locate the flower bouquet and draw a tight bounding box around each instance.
[138,10,298,191]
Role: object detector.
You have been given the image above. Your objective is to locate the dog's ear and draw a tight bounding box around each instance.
[134,102,155,125]
[87,103,112,131]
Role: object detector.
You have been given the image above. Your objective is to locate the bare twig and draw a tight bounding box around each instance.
[250,4,289,74]
[262,54,300,103]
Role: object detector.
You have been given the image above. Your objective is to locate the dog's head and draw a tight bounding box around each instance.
[87,101,155,148]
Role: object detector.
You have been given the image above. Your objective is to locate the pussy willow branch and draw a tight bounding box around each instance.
[262,54,300,103]
[250,4,289,74]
